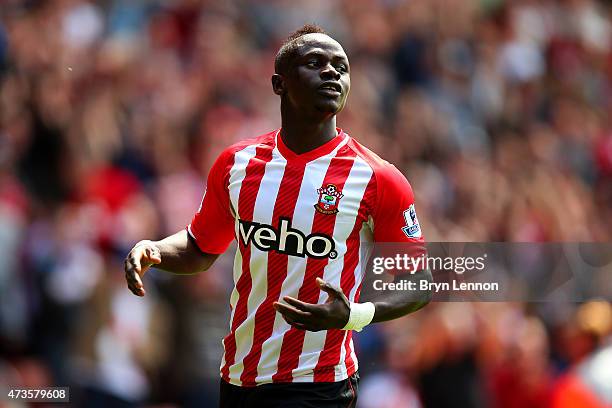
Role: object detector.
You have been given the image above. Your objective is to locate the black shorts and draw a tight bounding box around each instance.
[219,372,359,408]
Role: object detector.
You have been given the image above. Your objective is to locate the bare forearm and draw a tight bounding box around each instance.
[150,230,218,274]
[272,271,433,333]
[371,269,433,323]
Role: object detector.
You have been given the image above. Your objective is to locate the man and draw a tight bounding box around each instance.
[125,24,432,408]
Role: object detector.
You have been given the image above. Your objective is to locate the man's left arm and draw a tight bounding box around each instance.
[274,164,432,332]
[273,270,432,332]
[368,268,432,322]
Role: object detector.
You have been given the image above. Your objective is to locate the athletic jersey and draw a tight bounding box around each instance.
[188,128,425,387]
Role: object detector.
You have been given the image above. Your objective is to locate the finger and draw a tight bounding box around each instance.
[274,301,312,316]
[134,274,144,291]
[124,260,141,286]
[125,274,146,296]
[125,258,146,294]
[277,311,309,330]
[282,296,320,313]
[144,247,162,264]
[274,302,313,321]
[129,249,144,275]
[128,262,145,287]
[276,306,298,324]
[287,320,308,330]
[124,249,148,297]
[128,283,145,296]
[131,287,145,297]
[316,277,341,298]
[285,317,319,332]
[130,247,153,278]
[125,272,145,295]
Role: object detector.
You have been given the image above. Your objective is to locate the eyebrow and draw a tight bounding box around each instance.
[301,49,349,62]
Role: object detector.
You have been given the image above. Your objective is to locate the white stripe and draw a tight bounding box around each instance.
[228,148,287,383]
[351,221,373,303]
[348,340,357,376]
[227,246,244,328]
[228,145,259,216]
[220,243,245,376]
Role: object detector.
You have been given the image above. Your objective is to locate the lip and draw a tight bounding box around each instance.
[318,82,342,93]
[317,88,341,97]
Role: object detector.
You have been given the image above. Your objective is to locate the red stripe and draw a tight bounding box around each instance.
[272,150,357,382]
[220,144,274,383]
[239,160,306,385]
[313,172,376,381]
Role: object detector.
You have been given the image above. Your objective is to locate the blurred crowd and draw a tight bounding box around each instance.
[1,0,611,407]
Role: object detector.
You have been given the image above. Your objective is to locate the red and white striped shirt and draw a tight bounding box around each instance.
[188,129,424,386]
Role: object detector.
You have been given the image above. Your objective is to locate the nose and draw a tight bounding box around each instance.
[321,63,341,81]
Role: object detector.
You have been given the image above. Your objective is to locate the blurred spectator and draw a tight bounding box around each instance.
[0,0,611,406]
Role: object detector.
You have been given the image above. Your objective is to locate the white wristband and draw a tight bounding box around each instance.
[342,302,375,332]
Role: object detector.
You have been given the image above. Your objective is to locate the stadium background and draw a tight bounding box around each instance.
[1,0,611,407]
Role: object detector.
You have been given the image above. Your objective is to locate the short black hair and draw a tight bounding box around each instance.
[274,24,328,74]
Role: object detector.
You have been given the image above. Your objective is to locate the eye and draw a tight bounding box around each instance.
[307,60,320,68]
[336,64,348,73]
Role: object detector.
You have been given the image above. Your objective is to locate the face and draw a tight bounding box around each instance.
[273,34,351,116]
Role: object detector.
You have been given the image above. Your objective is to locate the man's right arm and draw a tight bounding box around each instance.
[125,147,236,297]
[124,229,220,297]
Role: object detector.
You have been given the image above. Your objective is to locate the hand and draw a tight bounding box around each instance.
[124,241,161,297]
[273,277,350,331]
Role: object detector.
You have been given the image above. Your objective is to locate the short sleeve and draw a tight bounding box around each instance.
[371,164,426,274]
[372,164,425,244]
[187,149,236,254]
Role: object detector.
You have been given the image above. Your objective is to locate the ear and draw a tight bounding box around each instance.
[271,74,285,96]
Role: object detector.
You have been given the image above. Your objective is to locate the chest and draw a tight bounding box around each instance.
[228,156,373,230]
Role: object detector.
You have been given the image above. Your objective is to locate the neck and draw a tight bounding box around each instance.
[280,103,337,154]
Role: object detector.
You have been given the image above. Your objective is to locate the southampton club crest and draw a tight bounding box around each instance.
[314,184,344,215]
